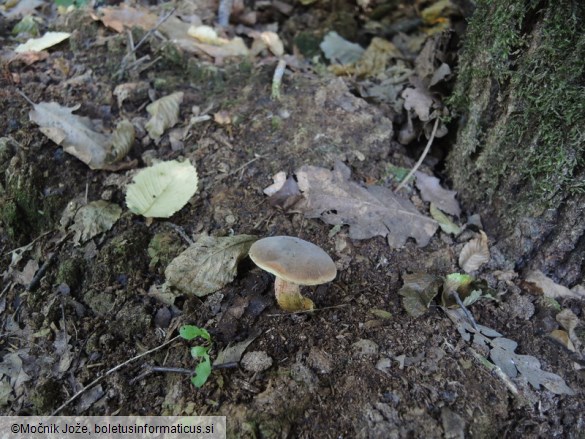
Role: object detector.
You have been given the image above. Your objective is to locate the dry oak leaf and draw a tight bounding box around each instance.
[459,231,489,273]
[415,171,461,216]
[294,161,438,247]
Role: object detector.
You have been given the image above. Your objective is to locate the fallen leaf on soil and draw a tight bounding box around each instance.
[145,92,184,140]
[402,86,433,121]
[414,171,461,216]
[549,330,575,352]
[12,259,38,286]
[398,272,442,317]
[91,5,157,33]
[429,203,461,235]
[267,175,302,210]
[70,200,122,244]
[0,352,31,399]
[53,324,73,377]
[459,231,489,273]
[28,101,112,169]
[1,0,43,19]
[263,171,287,195]
[441,273,486,308]
[445,308,575,395]
[250,31,284,57]
[320,31,364,65]
[108,119,135,162]
[524,270,585,300]
[165,234,257,297]
[336,37,402,78]
[215,333,259,366]
[14,31,70,53]
[125,160,198,218]
[294,161,438,247]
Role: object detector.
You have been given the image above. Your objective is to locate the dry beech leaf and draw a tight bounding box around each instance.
[91,5,157,33]
[459,231,489,273]
[29,101,110,169]
[125,160,198,218]
[108,119,135,162]
[165,234,257,297]
[415,171,461,216]
[145,92,184,140]
[525,270,585,300]
[15,31,70,53]
[294,161,438,248]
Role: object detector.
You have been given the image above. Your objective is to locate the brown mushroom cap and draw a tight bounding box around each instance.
[249,236,337,285]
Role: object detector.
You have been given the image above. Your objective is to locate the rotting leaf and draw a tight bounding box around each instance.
[440,273,494,308]
[415,171,461,216]
[430,203,461,235]
[70,200,122,244]
[214,332,259,366]
[145,92,184,140]
[398,272,442,317]
[320,31,364,65]
[125,160,198,218]
[165,234,257,297]
[294,161,438,248]
[459,231,489,273]
[445,308,575,395]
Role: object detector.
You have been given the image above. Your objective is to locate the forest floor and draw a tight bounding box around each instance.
[0,1,583,437]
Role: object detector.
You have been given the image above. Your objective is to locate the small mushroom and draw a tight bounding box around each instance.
[249,236,337,311]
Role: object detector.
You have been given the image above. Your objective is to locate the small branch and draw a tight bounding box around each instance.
[51,335,181,416]
[449,289,479,331]
[115,7,176,79]
[394,117,440,192]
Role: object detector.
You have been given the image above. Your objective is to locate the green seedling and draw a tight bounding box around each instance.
[179,325,213,388]
[55,0,89,7]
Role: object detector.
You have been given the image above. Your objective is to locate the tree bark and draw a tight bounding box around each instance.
[447,0,585,285]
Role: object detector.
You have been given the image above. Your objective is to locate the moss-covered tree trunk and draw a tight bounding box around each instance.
[447,0,585,285]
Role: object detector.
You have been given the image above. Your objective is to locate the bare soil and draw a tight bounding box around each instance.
[1,4,583,439]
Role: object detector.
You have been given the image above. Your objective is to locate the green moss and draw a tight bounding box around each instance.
[56,257,85,290]
[448,0,585,219]
[294,32,322,59]
[30,379,63,414]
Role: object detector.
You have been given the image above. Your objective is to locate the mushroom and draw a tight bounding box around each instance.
[249,236,337,311]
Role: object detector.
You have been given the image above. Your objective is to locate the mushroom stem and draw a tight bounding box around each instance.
[274,277,314,311]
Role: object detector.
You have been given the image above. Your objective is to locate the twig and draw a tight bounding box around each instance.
[51,335,181,416]
[228,154,264,177]
[449,289,479,331]
[394,117,440,192]
[115,7,176,79]
[27,252,57,292]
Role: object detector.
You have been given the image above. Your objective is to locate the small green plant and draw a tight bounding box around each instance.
[55,0,89,7]
[179,325,213,388]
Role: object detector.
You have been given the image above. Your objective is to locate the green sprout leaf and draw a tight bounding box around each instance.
[191,356,212,388]
[180,325,211,342]
[180,325,213,388]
